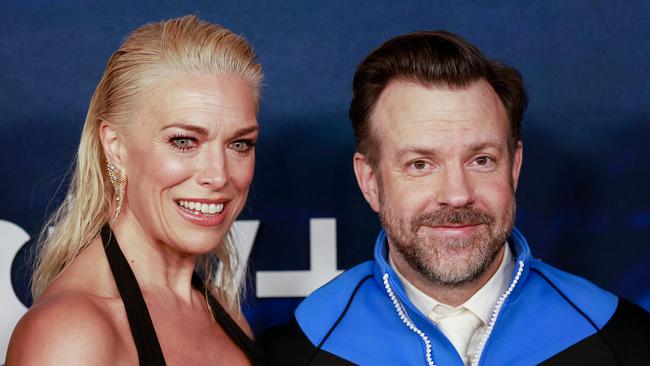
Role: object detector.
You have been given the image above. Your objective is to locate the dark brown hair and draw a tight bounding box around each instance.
[349,31,527,165]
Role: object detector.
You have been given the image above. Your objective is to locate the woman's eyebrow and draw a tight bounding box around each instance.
[162,123,209,135]
[232,125,259,136]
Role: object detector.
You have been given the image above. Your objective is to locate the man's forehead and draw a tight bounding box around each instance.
[371,80,507,133]
[378,79,499,113]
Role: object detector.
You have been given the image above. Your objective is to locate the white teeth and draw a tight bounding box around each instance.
[208,203,224,214]
[178,200,224,214]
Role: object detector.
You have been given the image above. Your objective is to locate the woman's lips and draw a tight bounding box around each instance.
[174,199,229,227]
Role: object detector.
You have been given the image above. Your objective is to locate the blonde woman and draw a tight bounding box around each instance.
[7,15,265,365]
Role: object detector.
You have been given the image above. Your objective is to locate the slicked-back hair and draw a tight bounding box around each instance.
[349,31,527,166]
[32,15,261,312]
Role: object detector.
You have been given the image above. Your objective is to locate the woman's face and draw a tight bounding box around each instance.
[117,74,258,255]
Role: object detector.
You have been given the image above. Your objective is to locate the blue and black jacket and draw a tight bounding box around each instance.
[261,228,650,365]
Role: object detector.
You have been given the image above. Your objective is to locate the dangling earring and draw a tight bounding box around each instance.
[107,162,127,223]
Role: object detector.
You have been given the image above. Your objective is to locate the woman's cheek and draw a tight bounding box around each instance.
[233,157,255,190]
[151,156,194,187]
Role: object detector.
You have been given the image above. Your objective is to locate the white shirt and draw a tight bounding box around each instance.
[390,244,515,365]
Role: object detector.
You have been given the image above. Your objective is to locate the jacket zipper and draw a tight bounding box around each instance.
[383,273,435,366]
[470,260,525,366]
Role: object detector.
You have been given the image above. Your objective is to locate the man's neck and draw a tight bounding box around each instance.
[390,245,506,307]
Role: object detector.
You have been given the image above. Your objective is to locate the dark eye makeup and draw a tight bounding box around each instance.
[169,134,198,151]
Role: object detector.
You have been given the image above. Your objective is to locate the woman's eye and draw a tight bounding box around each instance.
[230,140,255,153]
[170,136,197,151]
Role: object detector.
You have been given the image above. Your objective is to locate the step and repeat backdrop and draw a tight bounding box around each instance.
[2,0,649,360]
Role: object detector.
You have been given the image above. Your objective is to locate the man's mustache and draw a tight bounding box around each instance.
[411,207,494,227]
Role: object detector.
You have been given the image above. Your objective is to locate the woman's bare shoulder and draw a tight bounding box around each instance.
[6,292,119,365]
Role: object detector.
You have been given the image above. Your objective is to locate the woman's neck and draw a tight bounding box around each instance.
[109,211,199,304]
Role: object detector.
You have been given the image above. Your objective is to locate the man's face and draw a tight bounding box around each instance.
[354,79,522,286]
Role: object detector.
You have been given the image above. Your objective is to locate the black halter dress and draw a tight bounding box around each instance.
[100,225,266,365]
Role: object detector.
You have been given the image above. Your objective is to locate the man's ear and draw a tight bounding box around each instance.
[353,152,381,213]
[511,141,523,192]
[99,122,125,170]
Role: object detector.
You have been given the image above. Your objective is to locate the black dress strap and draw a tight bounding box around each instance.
[101,225,166,365]
[191,274,268,365]
[101,225,267,365]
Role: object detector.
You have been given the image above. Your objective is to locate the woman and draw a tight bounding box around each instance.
[7,15,265,365]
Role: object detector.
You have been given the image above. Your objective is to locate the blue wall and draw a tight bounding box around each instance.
[1,0,649,336]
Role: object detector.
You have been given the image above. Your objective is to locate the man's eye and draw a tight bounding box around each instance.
[412,161,429,170]
[170,136,197,151]
[471,156,495,169]
[406,159,434,176]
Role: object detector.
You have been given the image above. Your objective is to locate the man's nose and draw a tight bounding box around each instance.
[197,148,228,190]
[434,164,474,207]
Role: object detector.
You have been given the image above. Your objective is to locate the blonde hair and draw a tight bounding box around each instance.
[32,15,262,311]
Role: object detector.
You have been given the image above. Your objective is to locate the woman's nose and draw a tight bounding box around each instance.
[197,148,228,190]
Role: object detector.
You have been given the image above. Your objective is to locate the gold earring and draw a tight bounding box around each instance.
[107,162,127,223]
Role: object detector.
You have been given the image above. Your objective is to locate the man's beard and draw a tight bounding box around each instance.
[379,198,515,288]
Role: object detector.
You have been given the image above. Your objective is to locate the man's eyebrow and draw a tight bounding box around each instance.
[395,145,439,160]
[395,141,504,159]
[469,141,503,152]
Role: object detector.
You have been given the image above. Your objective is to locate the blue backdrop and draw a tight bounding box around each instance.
[1,0,649,342]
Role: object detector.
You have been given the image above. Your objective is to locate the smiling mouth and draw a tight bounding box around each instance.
[176,200,225,215]
[435,223,481,228]
[419,223,484,235]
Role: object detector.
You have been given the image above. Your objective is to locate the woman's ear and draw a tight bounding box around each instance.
[99,122,124,169]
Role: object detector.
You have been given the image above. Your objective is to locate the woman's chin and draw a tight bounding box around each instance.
[173,231,228,255]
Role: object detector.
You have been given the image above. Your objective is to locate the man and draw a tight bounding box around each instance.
[261,31,650,365]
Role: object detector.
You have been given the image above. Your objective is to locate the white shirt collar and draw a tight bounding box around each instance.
[389,243,515,326]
